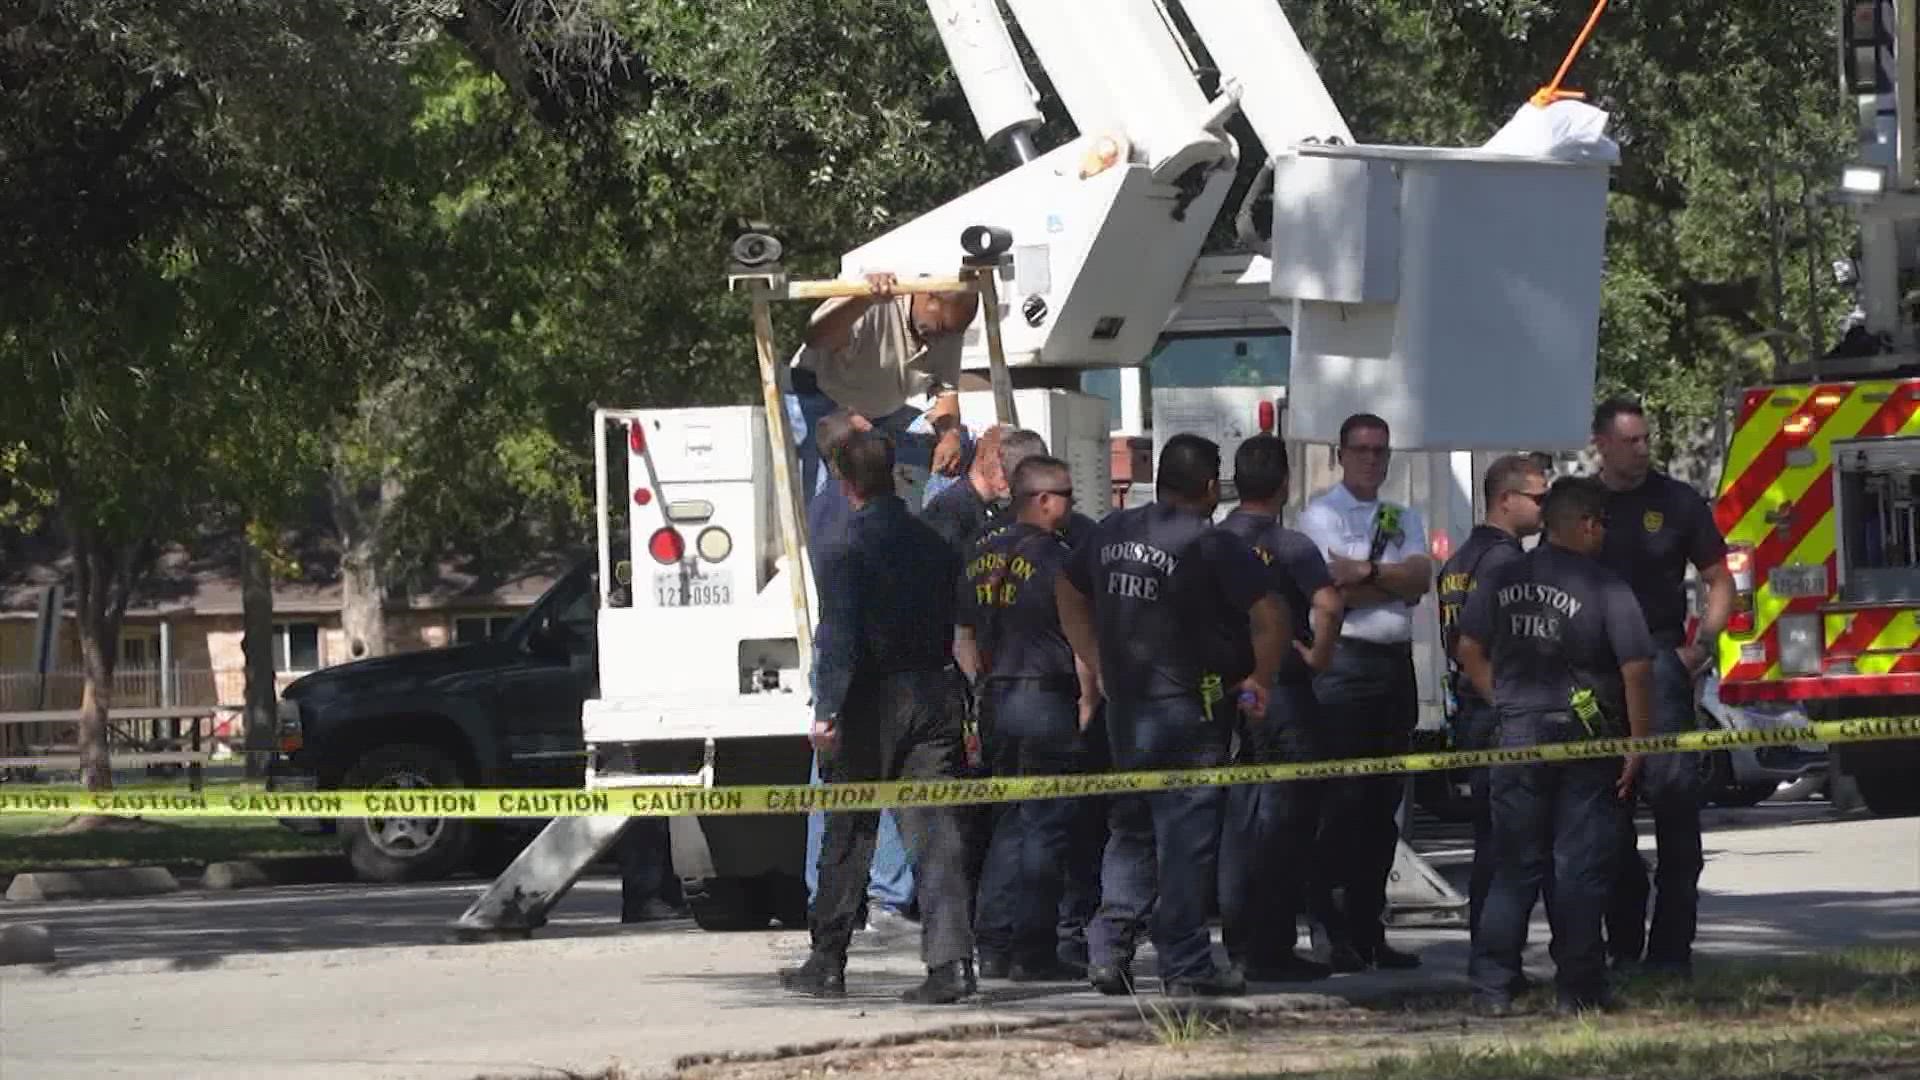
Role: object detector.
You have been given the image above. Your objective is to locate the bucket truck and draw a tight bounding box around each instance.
[453,0,1615,939]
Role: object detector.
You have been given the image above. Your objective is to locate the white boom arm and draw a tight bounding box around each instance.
[876,0,1613,451]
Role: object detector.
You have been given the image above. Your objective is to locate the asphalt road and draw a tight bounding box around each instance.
[2,803,1915,1079]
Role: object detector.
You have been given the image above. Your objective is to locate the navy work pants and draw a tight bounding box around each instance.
[973,683,1106,967]
[1087,694,1230,983]
[1606,648,1704,967]
[1471,714,1627,1007]
[1311,640,1418,956]
[1454,698,1501,937]
[812,669,973,968]
[1218,678,1323,968]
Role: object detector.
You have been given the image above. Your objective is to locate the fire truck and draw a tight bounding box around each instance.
[1706,1,1920,818]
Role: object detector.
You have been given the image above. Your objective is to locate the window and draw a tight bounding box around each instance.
[275,623,321,673]
[119,631,158,670]
[1081,330,1291,432]
[452,614,518,646]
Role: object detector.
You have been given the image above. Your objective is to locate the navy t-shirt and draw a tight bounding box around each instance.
[1437,525,1526,708]
[921,479,996,561]
[1218,509,1331,684]
[960,522,1077,681]
[1064,502,1269,701]
[1459,544,1656,731]
[1595,471,1727,648]
[956,509,1096,629]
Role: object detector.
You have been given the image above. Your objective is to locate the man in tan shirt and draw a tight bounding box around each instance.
[788,273,979,505]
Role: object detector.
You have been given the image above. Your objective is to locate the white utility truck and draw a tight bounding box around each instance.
[454,0,1614,938]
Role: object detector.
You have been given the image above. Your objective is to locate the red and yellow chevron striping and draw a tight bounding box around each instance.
[1715,379,1920,689]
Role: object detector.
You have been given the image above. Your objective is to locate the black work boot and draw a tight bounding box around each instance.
[1165,965,1247,999]
[902,959,977,1004]
[1370,943,1423,970]
[1088,959,1135,996]
[778,951,847,998]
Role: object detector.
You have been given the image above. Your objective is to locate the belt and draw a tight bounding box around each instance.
[1336,637,1413,656]
[985,674,1079,695]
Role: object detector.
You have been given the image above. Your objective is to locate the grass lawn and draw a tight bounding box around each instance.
[0,793,339,877]
[661,947,1920,1080]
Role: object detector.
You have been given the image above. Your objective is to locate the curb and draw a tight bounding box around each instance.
[5,866,179,902]
[199,855,353,891]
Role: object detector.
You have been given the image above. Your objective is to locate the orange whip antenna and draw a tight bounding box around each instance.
[1530,0,1610,108]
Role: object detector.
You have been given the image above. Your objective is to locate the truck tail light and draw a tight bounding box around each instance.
[628,422,647,454]
[1725,545,1755,592]
[1257,400,1276,434]
[1726,543,1757,635]
[648,527,685,564]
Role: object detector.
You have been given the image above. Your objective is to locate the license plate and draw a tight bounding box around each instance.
[1769,564,1829,598]
[653,569,732,607]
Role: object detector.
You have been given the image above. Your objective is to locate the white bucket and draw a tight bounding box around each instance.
[1270,144,1612,451]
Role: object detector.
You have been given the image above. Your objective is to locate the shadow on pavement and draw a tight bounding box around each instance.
[2,873,698,971]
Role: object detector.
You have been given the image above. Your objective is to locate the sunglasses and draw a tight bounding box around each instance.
[1507,489,1548,506]
[1027,488,1073,499]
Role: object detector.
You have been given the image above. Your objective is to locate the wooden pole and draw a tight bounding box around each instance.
[747,291,815,682]
[780,277,974,301]
[966,265,1019,426]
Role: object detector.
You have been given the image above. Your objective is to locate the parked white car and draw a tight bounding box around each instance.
[1695,670,1828,807]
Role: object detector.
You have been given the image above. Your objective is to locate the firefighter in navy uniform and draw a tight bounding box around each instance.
[1213,435,1343,983]
[780,430,976,1004]
[952,424,1105,972]
[1588,399,1733,978]
[1455,477,1656,1014]
[1436,455,1550,939]
[957,455,1105,981]
[1055,433,1289,998]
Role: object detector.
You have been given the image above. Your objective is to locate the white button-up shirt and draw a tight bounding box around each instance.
[1297,482,1428,645]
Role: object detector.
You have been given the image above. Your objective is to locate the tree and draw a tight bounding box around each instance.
[0,2,431,790]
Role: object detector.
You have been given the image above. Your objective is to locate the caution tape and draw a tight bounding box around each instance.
[2,717,1916,820]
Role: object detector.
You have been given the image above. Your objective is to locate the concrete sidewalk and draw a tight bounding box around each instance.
[3,811,1915,1080]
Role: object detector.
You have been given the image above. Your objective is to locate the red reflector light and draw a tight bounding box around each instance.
[1431,531,1453,560]
[648,527,684,564]
[632,487,653,507]
[1728,610,1755,635]
[1257,400,1276,434]
[629,423,647,454]
[1726,548,1751,574]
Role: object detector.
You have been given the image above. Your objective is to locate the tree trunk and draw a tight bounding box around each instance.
[240,533,277,780]
[64,513,152,794]
[74,627,114,792]
[330,468,399,661]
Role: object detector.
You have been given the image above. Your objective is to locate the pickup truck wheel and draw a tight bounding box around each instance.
[339,743,475,883]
